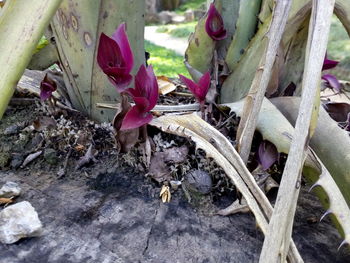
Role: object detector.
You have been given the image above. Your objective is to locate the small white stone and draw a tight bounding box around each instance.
[0,182,21,198]
[0,201,43,244]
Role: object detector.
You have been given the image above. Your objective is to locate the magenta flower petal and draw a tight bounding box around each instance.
[179,74,199,98]
[40,74,57,101]
[322,55,339,71]
[120,106,153,130]
[40,88,53,101]
[128,64,159,111]
[97,33,123,70]
[205,3,227,41]
[322,74,341,92]
[112,23,134,73]
[97,24,134,92]
[258,140,279,170]
[104,67,133,91]
[197,71,211,99]
[121,64,159,130]
[179,71,211,104]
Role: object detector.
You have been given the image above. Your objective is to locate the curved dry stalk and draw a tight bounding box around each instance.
[150,113,303,263]
[226,98,350,253]
[259,0,335,261]
[236,0,292,164]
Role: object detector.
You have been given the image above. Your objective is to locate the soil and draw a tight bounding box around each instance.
[0,99,349,263]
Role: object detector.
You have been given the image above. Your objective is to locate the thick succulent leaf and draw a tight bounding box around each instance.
[335,0,350,36]
[185,7,215,75]
[150,113,302,262]
[220,18,270,103]
[0,0,63,119]
[279,18,309,95]
[271,97,350,206]
[258,0,274,24]
[225,98,350,246]
[225,0,262,71]
[51,0,145,122]
[221,0,315,103]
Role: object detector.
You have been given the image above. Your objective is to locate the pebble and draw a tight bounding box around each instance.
[0,201,43,244]
[184,169,212,195]
[0,182,21,198]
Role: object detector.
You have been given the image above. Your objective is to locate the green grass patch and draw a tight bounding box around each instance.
[145,40,189,78]
[175,0,206,14]
[328,15,350,69]
[156,22,196,39]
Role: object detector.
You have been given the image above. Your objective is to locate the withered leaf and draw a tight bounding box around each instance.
[33,116,57,131]
[148,145,189,183]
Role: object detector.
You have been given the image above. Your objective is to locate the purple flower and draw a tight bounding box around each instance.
[121,65,159,130]
[322,55,339,71]
[179,72,211,105]
[40,74,57,101]
[322,74,341,92]
[205,3,227,41]
[97,23,134,92]
[258,140,279,170]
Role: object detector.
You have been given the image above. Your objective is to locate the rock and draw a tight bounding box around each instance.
[0,201,43,244]
[44,148,58,165]
[10,154,23,169]
[157,11,173,24]
[0,182,21,198]
[184,169,212,195]
[184,9,195,22]
[171,14,185,24]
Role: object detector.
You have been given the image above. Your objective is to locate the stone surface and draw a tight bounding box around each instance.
[0,181,21,198]
[0,170,348,262]
[0,201,43,244]
[184,9,195,22]
[157,11,174,24]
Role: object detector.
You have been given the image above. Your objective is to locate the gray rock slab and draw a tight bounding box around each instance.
[0,181,21,198]
[0,170,348,262]
[0,201,42,244]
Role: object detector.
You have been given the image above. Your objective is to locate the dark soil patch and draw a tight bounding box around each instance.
[0,100,349,262]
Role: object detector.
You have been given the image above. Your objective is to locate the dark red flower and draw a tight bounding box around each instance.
[179,72,211,105]
[121,65,159,130]
[205,3,227,41]
[322,55,339,71]
[97,23,134,92]
[40,73,57,100]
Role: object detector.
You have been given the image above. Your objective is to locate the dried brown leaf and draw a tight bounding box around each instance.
[157,76,176,95]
